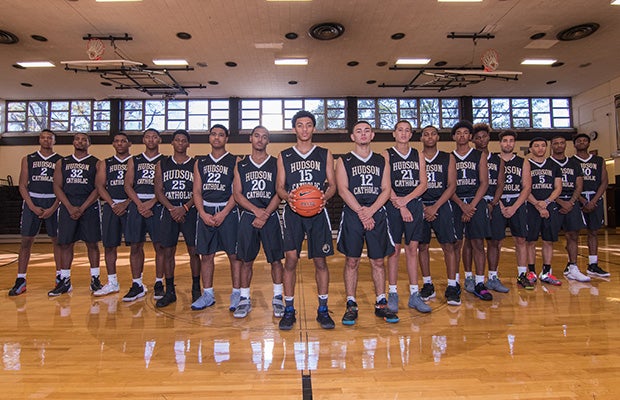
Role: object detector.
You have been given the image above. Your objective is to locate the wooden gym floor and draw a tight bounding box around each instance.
[1,231,620,399]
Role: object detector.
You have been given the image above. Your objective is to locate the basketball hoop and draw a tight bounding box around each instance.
[86,38,105,61]
[481,49,499,72]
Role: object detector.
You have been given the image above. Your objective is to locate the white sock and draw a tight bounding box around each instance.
[423,276,432,284]
[232,287,241,294]
[90,267,100,277]
[409,285,419,294]
[376,294,386,303]
[517,266,527,275]
[204,287,214,295]
[17,273,26,279]
[108,274,118,285]
[388,285,398,293]
[475,275,485,284]
[589,255,598,264]
[155,277,163,283]
[273,283,283,297]
[60,269,71,279]
[133,277,143,286]
[447,279,457,287]
[240,287,250,299]
[455,273,460,282]
[347,296,356,303]
[488,270,498,279]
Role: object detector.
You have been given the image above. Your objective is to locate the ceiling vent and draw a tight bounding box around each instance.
[308,23,345,41]
[557,23,599,41]
[0,30,19,44]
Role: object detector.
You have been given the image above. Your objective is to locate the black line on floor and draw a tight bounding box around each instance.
[302,372,313,400]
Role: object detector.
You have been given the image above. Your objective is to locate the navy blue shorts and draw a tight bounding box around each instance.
[125,202,162,244]
[20,197,58,237]
[57,201,101,245]
[489,198,528,240]
[582,198,605,231]
[282,205,334,259]
[386,199,424,245]
[236,211,284,263]
[195,206,239,255]
[420,201,458,245]
[101,202,128,248]
[558,201,586,232]
[452,197,491,240]
[159,207,197,248]
[337,207,395,259]
[526,202,560,242]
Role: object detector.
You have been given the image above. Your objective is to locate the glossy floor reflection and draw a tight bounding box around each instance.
[1,231,620,399]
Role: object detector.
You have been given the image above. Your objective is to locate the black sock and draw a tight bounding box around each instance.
[192,276,200,289]
[528,264,536,273]
[165,277,175,293]
[285,298,294,308]
[318,297,328,307]
[542,264,551,274]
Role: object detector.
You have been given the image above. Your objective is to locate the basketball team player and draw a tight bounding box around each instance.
[10,129,62,296]
[191,125,242,311]
[526,137,563,286]
[276,110,337,331]
[549,136,590,282]
[123,128,165,302]
[94,132,132,297]
[49,133,101,296]
[418,125,460,305]
[337,120,399,325]
[450,120,492,301]
[232,125,285,318]
[154,129,200,308]
[573,133,610,277]
[382,120,430,313]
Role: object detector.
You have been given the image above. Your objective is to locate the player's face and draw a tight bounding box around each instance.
[209,127,228,149]
[351,122,374,145]
[172,134,189,154]
[550,138,566,156]
[421,127,439,147]
[250,127,269,151]
[39,132,55,149]
[472,130,490,150]
[453,127,471,145]
[500,136,515,154]
[293,117,315,142]
[143,130,161,150]
[73,133,90,151]
[574,137,590,151]
[393,122,412,143]
[529,141,547,157]
[112,135,131,155]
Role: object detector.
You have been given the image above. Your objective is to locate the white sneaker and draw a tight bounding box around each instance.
[94,281,120,297]
[563,264,591,282]
[233,298,251,318]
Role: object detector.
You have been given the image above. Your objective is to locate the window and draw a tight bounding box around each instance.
[357,98,460,130]
[5,100,110,133]
[473,97,571,129]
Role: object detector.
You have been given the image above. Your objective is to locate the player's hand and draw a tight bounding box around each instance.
[200,211,216,226]
[361,217,375,231]
[255,208,270,221]
[39,207,55,219]
[170,206,186,222]
[423,205,438,222]
[583,201,595,213]
[112,202,128,216]
[400,207,413,222]
[252,215,267,229]
[391,196,409,210]
[461,213,472,223]
[69,205,83,220]
[31,205,45,217]
[539,208,550,219]
[461,203,476,218]
[212,211,225,227]
[356,206,373,223]
[500,203,516,219]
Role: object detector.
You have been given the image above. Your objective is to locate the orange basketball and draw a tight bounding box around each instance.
[290,184,323,217]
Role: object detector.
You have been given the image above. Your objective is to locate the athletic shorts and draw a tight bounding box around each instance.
[159,207,197,248]
[386,199,424,245]
[489,198,528,240]
[582,198,605,231]
[452,197,491,240]
[282,204,334,259]
[20,197,58,237]
[57,201,101,245]
[236,211,284,263]
[337,207,395,259]
[101,202,128,248]
[125,202,163,244]
[558,200,586,232]
[420,201,458,245]
[195,206,239,255]
[526,202,560,242]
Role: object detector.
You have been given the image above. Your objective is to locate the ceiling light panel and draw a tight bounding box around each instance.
[521,59,557,65]
[395,58,431,65]
[16,61,55,68]
[275,58,308,65]
[152,59,188,66]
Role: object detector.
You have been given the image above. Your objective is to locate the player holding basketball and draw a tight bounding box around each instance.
[338,121,399,325]
[10,129,62,296]
[276,110,337,330]
[232,125,285,318]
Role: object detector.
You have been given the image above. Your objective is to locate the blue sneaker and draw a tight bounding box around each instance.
[408,292,431,313]
[316,305,335,329]
[341,300,358,326]
[229,291,241,311]
[387,292,399,313]
[191,291,215,310]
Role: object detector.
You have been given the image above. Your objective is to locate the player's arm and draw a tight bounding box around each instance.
[367,157,392,215]
[233,159,261,216]
[123,157,141,206]
[18,155,42,216]
[491,158,505,207]
[435,154,457,209]
[335,157,362,212]
[513,160,531,209]
[323,149,337,203]
[53,159,81,219]
[469,154,489,209]
[212,157,240,225]
[193,160,214,226]
[96,159,114,207]
[275,154,290,203]
[591,163,608,205]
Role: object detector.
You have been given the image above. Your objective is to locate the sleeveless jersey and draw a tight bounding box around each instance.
[26,151,61,195]
[132,153,163,199]
[422,150,451,202]
[161,156,196,206]
[453,148,483,199]
[503,155,525,197]
[486,152,502,198]
[529,158,561,201]
[60,154,99,201]
[387,146,421,197]
[237,155,278,209]
[280,145,329,192]
[105,155,130,201]
[572,154,604,194]
[342,151,385,207]
[197,152,237,203]
[550,157,582,199]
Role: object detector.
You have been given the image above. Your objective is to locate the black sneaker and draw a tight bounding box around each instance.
[123,282,147,302]
[155,291,177,308]
[455,282,462,296]
[9,278,27,296]
[445,285,461,306]
[342,300,359,326]
[517,272,534,290]
[192,284,202,303]
[153,281,165,300]
[316,305,335,329]
[473,282,493,301]
[420,282,436,301]
[587,263,610,277]
[374,298,399,323]
[48,277,72,297]
[90,275,102,292]
[279,306,296,330]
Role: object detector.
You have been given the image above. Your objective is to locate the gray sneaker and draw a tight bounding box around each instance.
[486,276,510,293]
[233,298,252,318]
[229,291,241,311]
[387,292,399,313]
[408,292,431,313]
[464,276,475,293]
[191,292,215,310]
[272,295,285,317]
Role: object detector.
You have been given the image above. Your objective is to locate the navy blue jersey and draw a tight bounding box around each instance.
[387,146,421,197]
[503,155,525,196]
[422,151,451,202]
[161,156,196,206]
[26,151,62,195]
[197,152,237,203]
[572,154,604,194]
[60,154,98,201]
[453,148,483,199]
[529,158,561,200]
[237,155,278,209]
[132,153,163,199]
[280,145,329,192]
[342,151,385,207]
[486,153,502,198]
[105,155,130,201]
[550,157,583,199]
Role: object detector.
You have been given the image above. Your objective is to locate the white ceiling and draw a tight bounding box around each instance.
[2,0,619,100]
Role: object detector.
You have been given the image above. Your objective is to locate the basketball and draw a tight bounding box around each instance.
[290,184,323,217]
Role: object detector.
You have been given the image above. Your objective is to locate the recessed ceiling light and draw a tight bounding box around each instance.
[152,59,188,66]
[546,80,557,85]
[347,61,359,67]
[31,35,48,42]
[196,62,208,68]
[225,61,238,67]
[434,61,448,67]
[521,59,557,65]
[275,58,308,66]
[391,33,405,40]
[285,32,298,40]
[16,61,55,68]
[376,61,388,67]
[366,80,377,84]
[530,32,546,40]
[208,81,219,85]
[100,81,113,86]
[396,58,431,65]
[288,81,298,85]
[579,62,592,68]
[20,82,33,87]
[176,32,192,40]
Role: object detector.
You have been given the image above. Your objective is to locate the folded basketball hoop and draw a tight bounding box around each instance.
[481,49,499,72]
[86,38,105,61]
